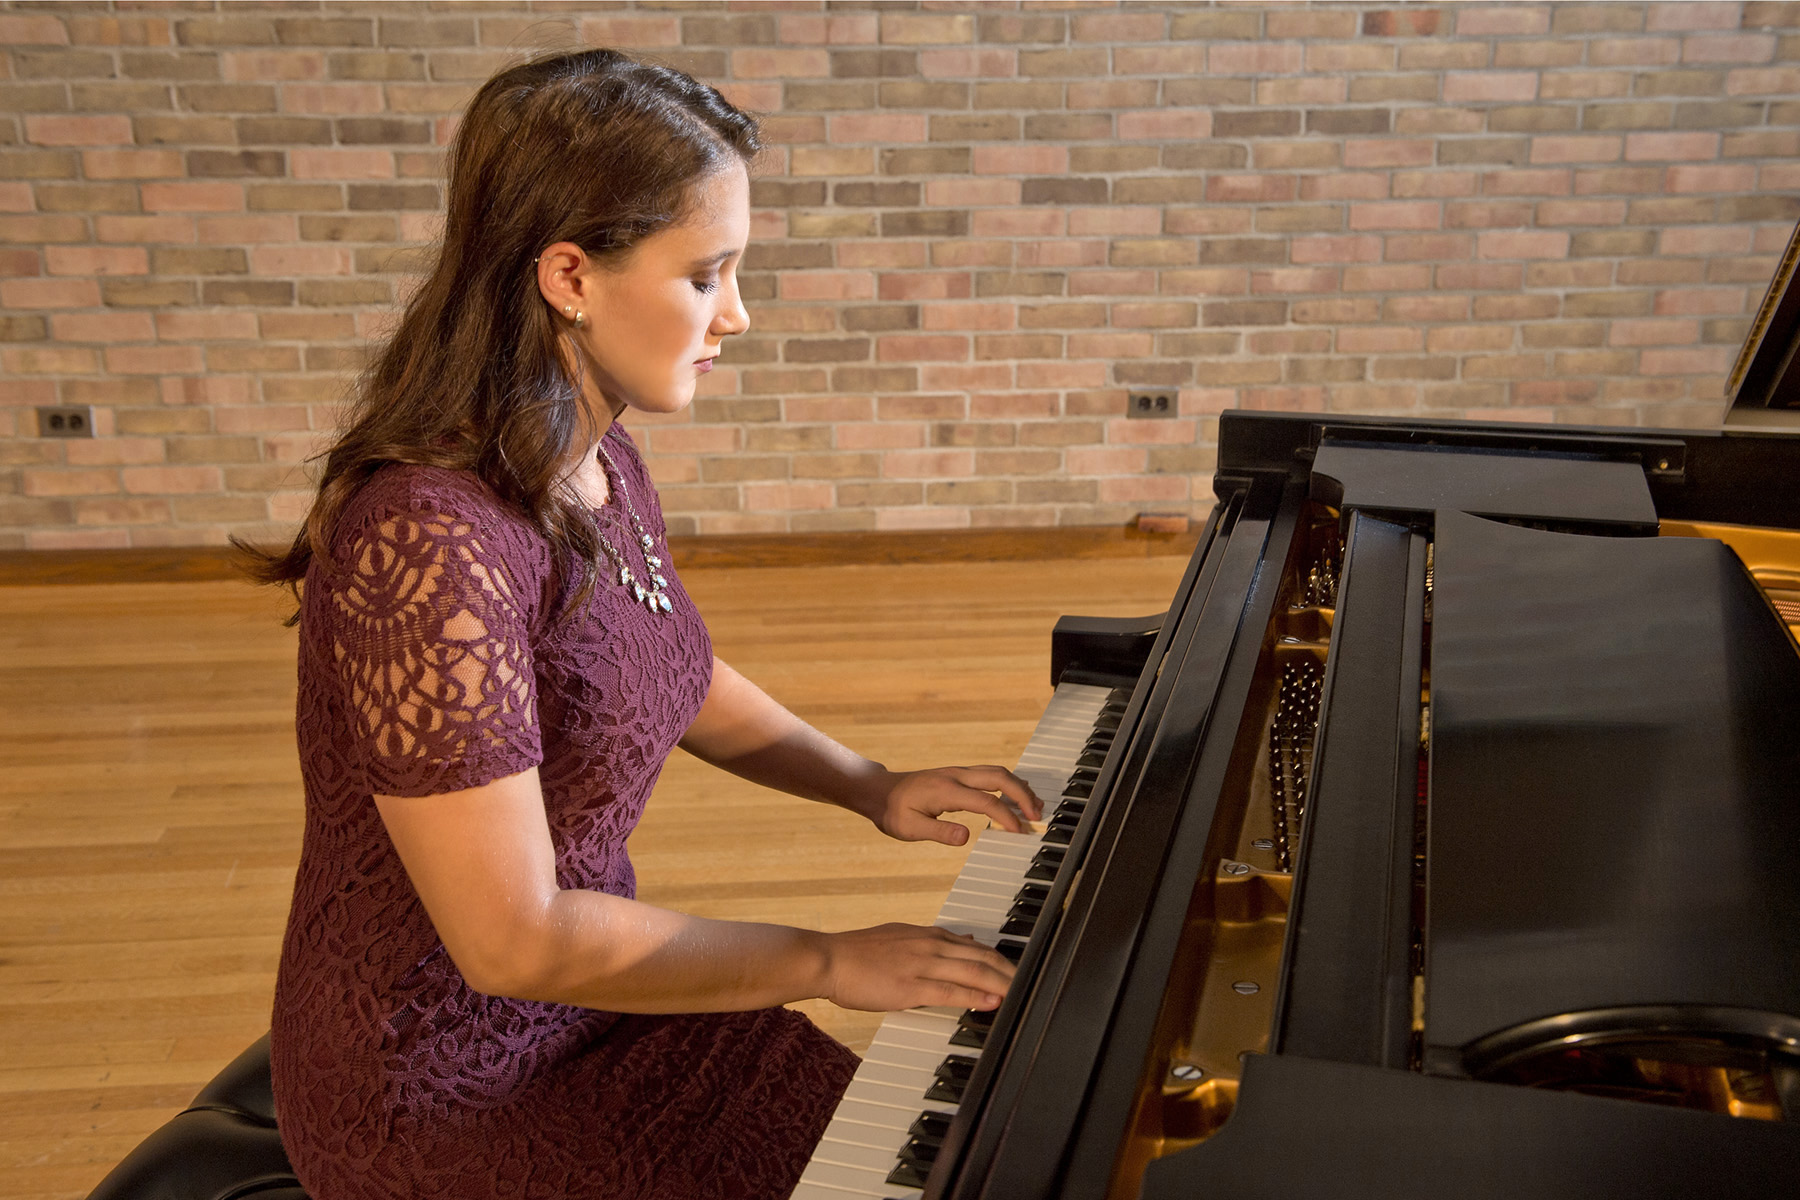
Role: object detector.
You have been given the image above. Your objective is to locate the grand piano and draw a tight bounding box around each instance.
[796,226,1800,1198]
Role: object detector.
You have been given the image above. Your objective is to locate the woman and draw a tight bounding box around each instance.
[246,49,1038,1200]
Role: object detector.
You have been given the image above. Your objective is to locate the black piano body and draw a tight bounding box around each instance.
[845,216,1800,1200]
[921,400,1800,1196]
[925,407,1800,1200]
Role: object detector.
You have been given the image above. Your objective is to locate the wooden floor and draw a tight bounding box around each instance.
[0,549,1191,1200]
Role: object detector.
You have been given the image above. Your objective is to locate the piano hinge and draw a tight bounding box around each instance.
[1419,705,1431,750]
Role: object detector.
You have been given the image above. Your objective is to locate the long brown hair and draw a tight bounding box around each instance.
[239,48,760,614]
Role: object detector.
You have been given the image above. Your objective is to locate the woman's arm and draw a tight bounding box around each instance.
[375,767,1016,1013]
[678,656,1043,846]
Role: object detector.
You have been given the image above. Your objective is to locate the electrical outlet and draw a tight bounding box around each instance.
[37,405,96,438]
[1127,391,1177,419]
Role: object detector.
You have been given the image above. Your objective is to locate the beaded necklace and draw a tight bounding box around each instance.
[591,439,672,615]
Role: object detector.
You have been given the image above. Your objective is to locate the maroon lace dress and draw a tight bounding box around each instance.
[270,425,857,1200]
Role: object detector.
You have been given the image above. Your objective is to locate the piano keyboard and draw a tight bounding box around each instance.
[794,680,1127,1199]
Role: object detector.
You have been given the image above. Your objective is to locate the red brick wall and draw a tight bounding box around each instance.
[4,2,1798,547]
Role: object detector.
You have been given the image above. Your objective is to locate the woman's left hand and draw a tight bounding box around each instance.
[861,766,1043,846]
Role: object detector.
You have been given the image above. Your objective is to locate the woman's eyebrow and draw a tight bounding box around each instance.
[686,248,739,272]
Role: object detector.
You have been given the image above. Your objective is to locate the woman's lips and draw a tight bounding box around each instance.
[695,358,714,373]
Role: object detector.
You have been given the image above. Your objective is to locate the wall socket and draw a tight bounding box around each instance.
[37,405,96,438]
[1126,391,1177,419]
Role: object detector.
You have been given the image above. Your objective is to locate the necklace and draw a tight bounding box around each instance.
[592,439,673,615]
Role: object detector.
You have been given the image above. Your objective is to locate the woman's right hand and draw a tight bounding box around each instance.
[819,923,1017,1013]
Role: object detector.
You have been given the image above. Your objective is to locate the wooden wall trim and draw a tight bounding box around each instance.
[0,522,1204,587]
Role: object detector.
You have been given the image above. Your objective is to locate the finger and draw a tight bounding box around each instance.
[891,809,971,846]
[916,979,1008,1011]
[936,782,1034,834]
[922,931,1017,981]
[969,790,1032,834]
[917,951,1016,1000]
[950,765,1044,821]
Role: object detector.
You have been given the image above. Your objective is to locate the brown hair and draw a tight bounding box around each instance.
[239,48,760,614]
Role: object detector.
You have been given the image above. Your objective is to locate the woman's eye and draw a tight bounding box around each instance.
[692,279,719,295]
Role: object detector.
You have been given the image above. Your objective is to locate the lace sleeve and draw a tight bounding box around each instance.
[325,507,542,798]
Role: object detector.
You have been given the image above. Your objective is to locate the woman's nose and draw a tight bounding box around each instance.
[715,288,749,337]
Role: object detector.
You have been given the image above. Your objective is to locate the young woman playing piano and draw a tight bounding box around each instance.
[244,49,1038,1200]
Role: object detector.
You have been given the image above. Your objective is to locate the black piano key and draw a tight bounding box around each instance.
[1017,881,1051,904]
[1063,779,1094,800]
[885,1158,930,1189]
[1005,897,1044,924]
[1025,847,1065,880]
[950,1006,996,1050]
[996,937,1026,963]
[1093,710,1122,731]
[1053,800,1085,821]
[885,1124,946,1188]
[1000,912,1038,937]
[909,1109,953,1147]
[924,1053,978,1103]
[949,1024,986,1049]
[1069,765,1100,784]
[1042,824,1074,846]
[939,1054,977,1082]
[1076,747,1109,768]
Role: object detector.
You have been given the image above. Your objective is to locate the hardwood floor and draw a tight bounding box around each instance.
[0,549,1191,1199]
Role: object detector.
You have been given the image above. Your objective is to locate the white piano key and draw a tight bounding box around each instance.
[840,1075,949,1110]
[861,1043,948,1074]
[870,1024,961,1055]
[852,1057,941,1091]
[802,680,1117,1197]
[793,1157,917,1195]
[810,1128,915,1172]
[939,894,1007,920]
[944,887,1015,912]
[835,1080,955,1119]
[885,1006,961,1033]
[947,874,1021,900]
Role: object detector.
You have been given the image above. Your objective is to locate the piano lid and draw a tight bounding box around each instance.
[1724,214,1800,432]
[1424,509,1800,1069]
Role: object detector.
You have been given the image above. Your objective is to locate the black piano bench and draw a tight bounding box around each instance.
[86,1033,310,1200]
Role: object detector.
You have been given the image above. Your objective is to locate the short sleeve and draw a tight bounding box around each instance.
[325,505,542,797]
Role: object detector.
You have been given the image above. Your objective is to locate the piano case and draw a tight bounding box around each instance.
[801,222,1800,1199]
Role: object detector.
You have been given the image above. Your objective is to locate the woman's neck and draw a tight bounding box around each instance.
[564,430,614,508]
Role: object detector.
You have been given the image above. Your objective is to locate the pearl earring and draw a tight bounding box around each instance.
[574,311,585,328]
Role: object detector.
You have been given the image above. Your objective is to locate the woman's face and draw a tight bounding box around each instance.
[551,162,751,423]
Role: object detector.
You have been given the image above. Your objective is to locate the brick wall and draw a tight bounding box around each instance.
[3,1,1799,548]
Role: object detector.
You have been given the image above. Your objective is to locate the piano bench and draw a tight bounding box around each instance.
[86,1033,310,1200]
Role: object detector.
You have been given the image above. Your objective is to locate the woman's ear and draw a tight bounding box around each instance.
[535,242,591,324]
